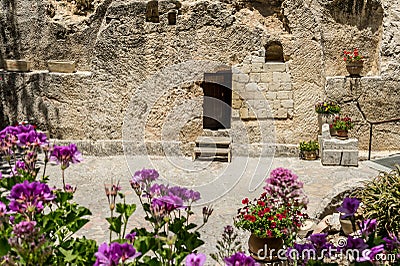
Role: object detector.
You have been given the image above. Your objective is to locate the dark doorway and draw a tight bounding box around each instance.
[202,70,232,130]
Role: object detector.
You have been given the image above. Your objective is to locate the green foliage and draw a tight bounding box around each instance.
[353,165,400,234]
[315,101,341,114]
[210,226,243,264]
[332,115,354,131]
[299,140,319,151]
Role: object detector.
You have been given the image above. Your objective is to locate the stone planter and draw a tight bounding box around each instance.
[47,60,76,73]
[317,113,336,135]
[346,61,363,77]
[248,234,283,262]
[4,60,31,72]
[302,150,318,160]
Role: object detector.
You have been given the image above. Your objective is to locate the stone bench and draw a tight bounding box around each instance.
[319,124,358,166]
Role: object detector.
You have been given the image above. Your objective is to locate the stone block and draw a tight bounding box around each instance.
[251,63,263,72]
[323,138,358,150]
[48,60,76,73]
[240,107,248,119]
[277,91,293,100]
[240,64,251,74]
[249,73,261,83]
[322,124,331,139]
[280,83,293,91]
[251,56,265,63]
[247,99,267,110]
[269,84,280,91]
[265,91,277,100]
[260,72,272,82]
[238,73,250,83]
[240,91,257,100]
[287,108,294,119]
[255,108,273,119]
[232,109,240,118]
[232,91,240,100]
[273,72,291,83]
[274,108,288,119]
[245,83,259,92]
[322,150,358,166]
[232,73,239,82]
[266,62,286,72]
[257,83,268,91]
[232,98,242,109]
[281,99,294,108]
[232,81,245,93]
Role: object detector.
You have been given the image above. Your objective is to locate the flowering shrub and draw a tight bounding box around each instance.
[0,123,98,265]
[299,140,319,152]
[125,168,212,265]
[343,48,364,63]
[331,115,354,131]
[235,168,308,245]
[315,101,341,114]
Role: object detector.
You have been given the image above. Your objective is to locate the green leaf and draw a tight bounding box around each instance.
[106,216,122,234]
[59,247,78,262]
[0,237,10,256]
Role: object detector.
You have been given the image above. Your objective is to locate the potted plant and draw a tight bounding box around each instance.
[315,101,341,135]
[299,140,319,160]
[234,168,308,262]
[343,48,364,77]
[331,115,354,139]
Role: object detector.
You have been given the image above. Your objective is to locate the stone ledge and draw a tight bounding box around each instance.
[0,70,92,76]
[321,149,358,166]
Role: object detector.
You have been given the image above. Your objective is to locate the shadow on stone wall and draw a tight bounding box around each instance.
[0,0,21,60]
[327,0,383,32]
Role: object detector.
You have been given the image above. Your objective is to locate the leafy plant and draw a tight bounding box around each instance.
[127,169,212,265]
[353,165,400,235]
[235,168,308,245]
[210,225,243,264]
[315,101,341,114]
[331,115,354,131]
[299,140,319,152]
[343,48,364,63]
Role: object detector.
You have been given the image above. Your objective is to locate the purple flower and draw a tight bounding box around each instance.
[337,197,360,219]
[151,194,185,216]
[263,168,308,206]
[8,181,55,213]
[359,219,377,237]
[50,144,82,170]
[224,252,259,266]
[224,225,234,236]
[0,172,2,180]
[11,160,28,176]
[345,236,369,253]
[17,130,48,147]
[125,232,137,243]
[64,184,77,194]
[131,169,159,191]
[94,242,140,266]
[13,221,37,238]
[0,202,8,216]
[185,253,206,266]
[383,232,400,251]
[308,233,328,249]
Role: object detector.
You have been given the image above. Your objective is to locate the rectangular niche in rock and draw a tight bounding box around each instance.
[146,1,160,23]
[4,60,31,72]
[47,60,76,73]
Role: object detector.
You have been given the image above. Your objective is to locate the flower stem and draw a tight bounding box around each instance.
[62,169,66,191]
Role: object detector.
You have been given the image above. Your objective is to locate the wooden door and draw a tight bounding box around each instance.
[202,71,232,130]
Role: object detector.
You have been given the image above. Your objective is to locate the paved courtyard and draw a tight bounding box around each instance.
[44,155,379,264]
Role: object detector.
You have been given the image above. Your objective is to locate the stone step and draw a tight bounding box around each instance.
[192,147,231,162]
[201,129,230,137]
[195,136,232,147]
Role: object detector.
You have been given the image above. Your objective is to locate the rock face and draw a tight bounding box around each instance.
[0,0,399,153]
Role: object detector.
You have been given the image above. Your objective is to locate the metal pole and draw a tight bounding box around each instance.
[368,124,373,160]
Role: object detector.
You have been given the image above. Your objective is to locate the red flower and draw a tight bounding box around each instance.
[268,216,274,221]
[258,201,265,206]
[242,198,249,205]
[258,210,264,217]
[271,222,276,228]
[263,207,271,213]
[266,230,273,237]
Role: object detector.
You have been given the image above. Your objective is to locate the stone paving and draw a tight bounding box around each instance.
[43,155,379,265]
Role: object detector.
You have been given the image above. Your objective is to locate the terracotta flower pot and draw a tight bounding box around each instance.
[336,129,349,139]
[248,234,283,262]
[346,61,363,77]
[302,150,318,160]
